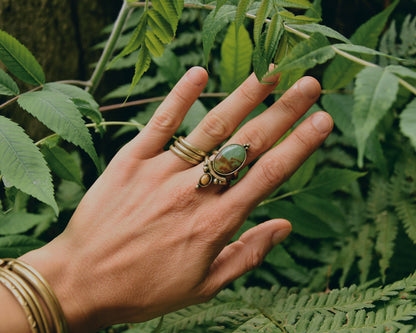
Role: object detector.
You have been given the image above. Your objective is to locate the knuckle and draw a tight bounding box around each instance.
[238,83,258,106]
[246,248,264,270]
[238,126,267,155]
[256,157,287,189]
[278,95,299,119]
[199,112,230,140]
[151,110,180,133]
[291,130,312,151]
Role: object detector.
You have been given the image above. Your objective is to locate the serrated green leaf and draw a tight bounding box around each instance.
[305,0,322,19]
[0,29,45,85]
[287,23,350,43]
[148,9,174,44]
[0,68,19,96]
[400,99,416,150]
[306,167,366,194]
[42,83,102,125]
[235,0,252,35]
[40,145,83,187]
[220,23,253,92]
[334,43,401,60]
[387,65,416,80]
[17,91,99,170]
[153,48,186,86]
[254,0,272,45]
[353,67,399,167]
[129,47,152,97]
[0,235,45,257]
[265,14,284,62]
[278,10,319,24]
[322,0,399,89]
[202,5,236,66]
[0,115,57,214]
[286,152,316,190]
[145,30,165,57]
[273,0,312,9]
[109,12,148,68]
[356,223,375,284]
[321,94,354,137]
[0,211,47,235]
[267,32,335,75]
[152,0,181,31]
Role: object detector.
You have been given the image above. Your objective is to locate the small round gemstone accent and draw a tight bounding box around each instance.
[213,144,247,176]
[199,173,212,186]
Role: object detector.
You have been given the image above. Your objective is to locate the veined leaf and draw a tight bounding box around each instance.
[334,43,402,60]
[235,0,252,34]
[0,211,47,235]
[400,98,416,150]
[387,65,416,80]
[321,94,354,137]
[40,145,83,187]
[287,23,350,43]
[178,99,207,134]
[152,0,181,31]
[278,11,319,24]
[202,5,236,66]
[17,91,99,170]
[286,152,316,191]
[265,14,284,62]
[145,30,165,57]
[356,224,375,284]
[129,47,152,97]
[148,9,174,44]
[353,67,399,167]
[267,32,335,75]
[109,12,147,68]
[0,115,57,213]
[153,48,186,86]
[0,235,45,258]
[394,199,416,244]
[220,23,253,92]
[0,29,45,85]
[305,167,366,194]
[214,0,228,15]
[254,0,272,45]
[323,0,399,89]
[0,68,19,96]
[305,0,322,19]
[273,0,312,9]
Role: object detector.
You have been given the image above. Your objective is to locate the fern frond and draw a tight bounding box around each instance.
[394,199,416,244]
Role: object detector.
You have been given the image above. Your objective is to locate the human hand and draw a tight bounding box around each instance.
[20,67,333,332]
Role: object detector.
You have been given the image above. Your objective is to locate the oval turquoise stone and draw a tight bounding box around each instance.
[213,144,247,175]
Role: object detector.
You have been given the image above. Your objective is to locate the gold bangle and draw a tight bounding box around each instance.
[0,267,39,333]
[1,259,68,333]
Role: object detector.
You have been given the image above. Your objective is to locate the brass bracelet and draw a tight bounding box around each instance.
[0,267,39,333]
[1,259,68,333]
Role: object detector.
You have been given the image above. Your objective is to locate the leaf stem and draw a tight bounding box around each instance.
[34,121,145,146]
[0,85,43,110]
[258,189,304,207]
[86,1,131,95]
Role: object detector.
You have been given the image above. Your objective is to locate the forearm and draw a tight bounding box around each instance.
[0,282,31,332]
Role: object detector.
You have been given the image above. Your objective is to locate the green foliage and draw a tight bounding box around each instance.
[1,1,416,332]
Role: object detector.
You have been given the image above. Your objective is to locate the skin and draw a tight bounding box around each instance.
[0,67,333,332]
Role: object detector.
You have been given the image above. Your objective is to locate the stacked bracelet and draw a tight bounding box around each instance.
[0,258,68,333]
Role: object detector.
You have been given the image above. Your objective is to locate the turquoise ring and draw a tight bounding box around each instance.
[196,143,249,188]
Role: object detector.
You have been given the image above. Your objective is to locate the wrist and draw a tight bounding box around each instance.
[19,236,98,333]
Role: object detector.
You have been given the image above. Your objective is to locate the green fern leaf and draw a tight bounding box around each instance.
[353,67,399,167]
[0,115,57,213]
[202,5,236,66]
[356,224,375,284]
[0,68,19,96]
[322,0,399,89]
[375,211,398,283]
[145,30,165,57]
[394,199,416,244]
[0,29,45,85]
[400,99,416,151]
[287,23,350,43]
[17,91,99,170]
[267,32,335,75]
[152,0,182,31]
[265,14,285,64]
[235,0,252,34]
[220,23,253,92]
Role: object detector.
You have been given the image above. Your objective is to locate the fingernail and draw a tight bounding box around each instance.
[311,112,333,134]
[186,66,207,86]
[298,77,321,99]
[262,64,280,84]
[272,228,292,246]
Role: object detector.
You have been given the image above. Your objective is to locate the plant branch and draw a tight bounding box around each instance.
[86,1,131,95]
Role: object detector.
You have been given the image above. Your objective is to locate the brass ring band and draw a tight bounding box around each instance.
[178,137,208,157]
[169,137,208,165]
[169,145,200,165]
